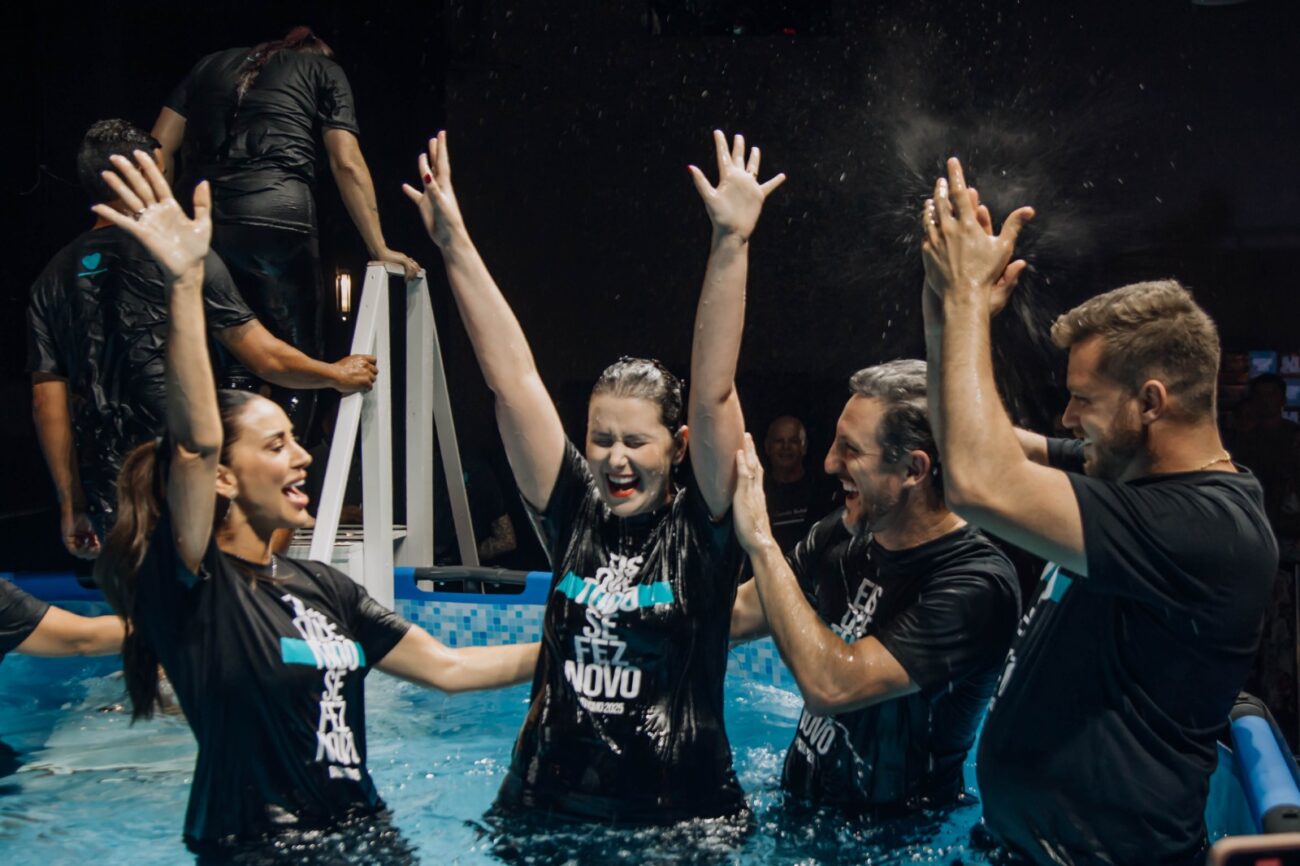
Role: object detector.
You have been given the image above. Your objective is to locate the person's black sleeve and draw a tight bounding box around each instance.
[124,506,213,646]
[318,564,411,666]
[0,580,52,656]
[1068,474,1278,620]
[875,559,1020,697]
[26,275,64,377]
[786,513,839,607]
[163,63,196,118]
[315,58,360,135]
[524,439,596,565]
[1046,437,1086,473]
[201,250,256,331]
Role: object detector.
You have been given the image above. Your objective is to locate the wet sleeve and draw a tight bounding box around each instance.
[1068,474,1277,615]
[321,565,411,665]
[875,558,1019,697]
[0,579,52,656]
[26,283,64,376]
[524,440,595,564]
[128,507,214,645]
[200,250,256,331]
[316,59,360,134]
[1046,437,1086,473]
[163,67,194,117]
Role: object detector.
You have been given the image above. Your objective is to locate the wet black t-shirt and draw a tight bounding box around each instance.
[166,48,360,232]
[0,580,50,665]
[132,508,411,845]
[26,228,254,517]
[781,514,1020,810]
[499,441,746,822]
[977,454,1278,865]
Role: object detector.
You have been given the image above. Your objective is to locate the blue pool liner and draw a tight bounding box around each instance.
[1230,694,1300,833]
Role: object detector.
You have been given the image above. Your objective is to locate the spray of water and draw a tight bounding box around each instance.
[797,6,1176,428]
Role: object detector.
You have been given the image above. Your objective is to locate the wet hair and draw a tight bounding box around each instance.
[1050,279,1220,420]
[95,390,259,721]
[76,119,161,204]
[590,357,685,434]
[847,359,941,494]
[237,25,334,104]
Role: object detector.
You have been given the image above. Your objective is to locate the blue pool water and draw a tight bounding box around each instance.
[0,653,992,865]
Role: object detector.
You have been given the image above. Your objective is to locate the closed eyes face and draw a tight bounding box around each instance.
[220,397,314,531]
[585,394,684,517]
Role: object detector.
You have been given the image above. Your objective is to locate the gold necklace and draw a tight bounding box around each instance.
[1193,450,1232,472]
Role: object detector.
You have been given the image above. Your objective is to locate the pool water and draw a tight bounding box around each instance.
[0,653,991,865]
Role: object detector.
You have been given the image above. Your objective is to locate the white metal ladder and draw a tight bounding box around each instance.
[304,261,478,608]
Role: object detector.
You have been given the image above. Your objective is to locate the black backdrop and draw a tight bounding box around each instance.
[3,0,1296,570]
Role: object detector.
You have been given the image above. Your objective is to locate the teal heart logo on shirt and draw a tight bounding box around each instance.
[80,253,102,271]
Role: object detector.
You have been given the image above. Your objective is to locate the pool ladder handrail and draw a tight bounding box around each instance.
[307,261,478,608]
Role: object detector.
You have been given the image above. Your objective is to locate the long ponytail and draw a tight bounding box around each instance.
[95,389,258,720]
[235,25,335,104]
[95,440,167,720]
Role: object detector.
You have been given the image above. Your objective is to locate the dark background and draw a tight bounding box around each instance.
[2,0,1296,570]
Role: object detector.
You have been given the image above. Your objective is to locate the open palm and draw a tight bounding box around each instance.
[92,151,211,280]
[690,130,786,240]
[402,131,467,250]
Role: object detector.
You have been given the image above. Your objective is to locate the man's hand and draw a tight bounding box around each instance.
[92,151,211,281]
[402,131,468,250]
[733,433,778,555]
[61,508,100,559]
[689,130,786,242]
[330,354,378,394]
[375,247,421,280]
[921,158,1033,310]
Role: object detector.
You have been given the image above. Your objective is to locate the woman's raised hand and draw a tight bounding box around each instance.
[91,151,211,281]
[689,130,786,241]
[403,131,468,250]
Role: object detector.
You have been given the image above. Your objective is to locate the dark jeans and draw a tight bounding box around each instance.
[211,222,324,444]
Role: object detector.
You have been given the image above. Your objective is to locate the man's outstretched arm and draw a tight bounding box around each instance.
[216,320,377,394]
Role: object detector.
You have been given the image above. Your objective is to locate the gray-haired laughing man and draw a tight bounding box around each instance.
[730,359,1021,813]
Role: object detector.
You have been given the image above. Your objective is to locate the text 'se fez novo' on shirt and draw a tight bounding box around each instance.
[131,506,411,846]
[497,440,747,822]
[0,580,51,666]
[781,512,1020,811]
[977,439,1278,866]
[26,228,254,517]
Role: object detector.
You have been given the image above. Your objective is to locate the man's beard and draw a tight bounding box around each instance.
[1086,413,1145,481]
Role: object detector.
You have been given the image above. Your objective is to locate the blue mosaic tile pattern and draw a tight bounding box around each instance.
[399,599,546,648]
[726,637,798,691]
[398,598,798,691]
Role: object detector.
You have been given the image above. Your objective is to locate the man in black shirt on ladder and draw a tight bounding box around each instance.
[920,159,1276,865]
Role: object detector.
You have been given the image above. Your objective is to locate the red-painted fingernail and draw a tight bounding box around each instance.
[423,173,433,183]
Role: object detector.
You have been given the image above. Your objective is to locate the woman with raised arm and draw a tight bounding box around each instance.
[405,130,784,822]
[90,152,538,857]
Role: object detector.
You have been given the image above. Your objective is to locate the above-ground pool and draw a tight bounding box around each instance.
[0,572,1258,864]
